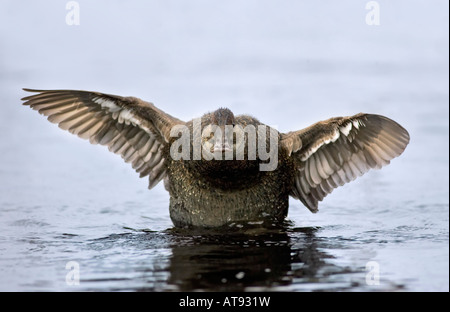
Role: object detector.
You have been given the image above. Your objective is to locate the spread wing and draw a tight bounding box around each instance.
[281,113,410,212]
[21,88,185,189]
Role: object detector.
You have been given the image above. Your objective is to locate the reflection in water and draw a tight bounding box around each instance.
[85,224,364,291]
[166,225,356,291]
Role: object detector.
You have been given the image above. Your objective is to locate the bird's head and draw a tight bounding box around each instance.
[205,108,236,153]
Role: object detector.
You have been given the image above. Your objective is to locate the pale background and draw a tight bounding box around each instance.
[0,0,448,291]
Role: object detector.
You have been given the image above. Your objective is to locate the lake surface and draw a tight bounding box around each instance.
[0,0,448,291]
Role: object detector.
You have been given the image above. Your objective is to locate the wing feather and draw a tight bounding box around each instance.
[22,88,185,189]
[282,113,409,212]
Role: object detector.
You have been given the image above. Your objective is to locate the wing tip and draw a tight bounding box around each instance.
[23,87,38,92]
[21,88,41,101]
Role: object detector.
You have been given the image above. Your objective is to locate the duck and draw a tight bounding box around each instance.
[21,89,410,228]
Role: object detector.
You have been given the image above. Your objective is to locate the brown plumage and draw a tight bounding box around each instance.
[21,89,410,228]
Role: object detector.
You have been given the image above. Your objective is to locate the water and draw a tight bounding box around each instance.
[0,0,448,291]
